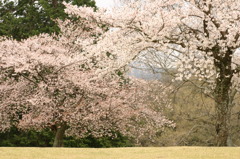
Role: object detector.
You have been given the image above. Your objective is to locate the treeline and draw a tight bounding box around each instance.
[1,0,240,148]
[0,127,133,147]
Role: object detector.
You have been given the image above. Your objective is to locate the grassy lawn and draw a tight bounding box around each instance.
[0,147,239,159]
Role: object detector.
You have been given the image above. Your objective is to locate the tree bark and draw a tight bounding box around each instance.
[53,123,67,147]
[214,93,231,146]
[213,48,233,146]
[52,0,58,8]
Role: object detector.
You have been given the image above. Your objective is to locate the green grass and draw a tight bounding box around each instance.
[0,147,239,159]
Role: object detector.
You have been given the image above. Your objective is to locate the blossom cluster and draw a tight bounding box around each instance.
[0,2,174,140]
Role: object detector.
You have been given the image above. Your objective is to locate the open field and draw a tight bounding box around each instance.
[0,147,239,159]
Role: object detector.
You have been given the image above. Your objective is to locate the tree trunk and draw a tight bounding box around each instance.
[213,48,233,146]
[53,123,67,147]
[214,94,231,146]
[52,0,58,8]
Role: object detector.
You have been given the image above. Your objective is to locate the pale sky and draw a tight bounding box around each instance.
[95,0,115,9]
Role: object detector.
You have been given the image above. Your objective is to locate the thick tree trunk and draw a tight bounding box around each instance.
[213,49,233,146]
[214,93,231,146]
[53,123,67,147]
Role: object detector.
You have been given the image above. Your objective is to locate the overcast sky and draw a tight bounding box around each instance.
[95,0,115,9]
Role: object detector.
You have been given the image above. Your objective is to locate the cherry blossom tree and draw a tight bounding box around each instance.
[66,0,240,146]
[0,7,174,147]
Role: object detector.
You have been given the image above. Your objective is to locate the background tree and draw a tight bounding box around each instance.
[0,0,96,40]
[67,0,240,146]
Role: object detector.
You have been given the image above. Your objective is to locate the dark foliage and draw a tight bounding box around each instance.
[0,127,133,147]
[0,0,96,40]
